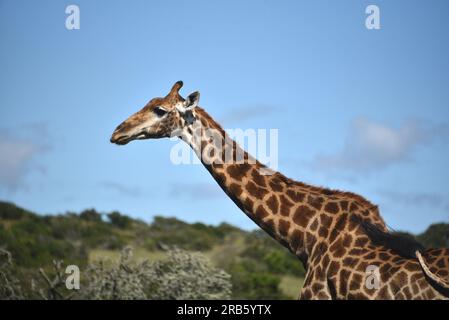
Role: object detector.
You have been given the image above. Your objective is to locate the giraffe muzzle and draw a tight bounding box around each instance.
[110,133,130,145]
[111,128,156,145]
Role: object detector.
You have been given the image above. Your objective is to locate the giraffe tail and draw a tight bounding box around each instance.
[416,250,449,290]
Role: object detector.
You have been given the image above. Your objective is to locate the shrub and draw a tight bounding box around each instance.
[0,247,232,300]
[263,251,305,276]
[107,211,132,229]
[149,216,223,251]
[0,249,24,299]
[227,260,287,300]
[146,248,232,299]
[418,223,449,248]
[80,247,232,300]
[79,209,102,222]
[80,246,148,299]
[0,202,29,220]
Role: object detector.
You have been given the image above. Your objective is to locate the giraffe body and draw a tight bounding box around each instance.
[110,81,449,299]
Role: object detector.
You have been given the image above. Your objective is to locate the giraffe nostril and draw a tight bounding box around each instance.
[110,131,128,144]
[110,134,119,143]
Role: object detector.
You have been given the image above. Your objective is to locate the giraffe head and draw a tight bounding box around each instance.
[110,81,200,145]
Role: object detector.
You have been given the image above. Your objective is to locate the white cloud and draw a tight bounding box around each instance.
[377,190,446,208]
[311,118,446,173]
[101,181,143,198]
[169,182,223,200]
[0,129,48,191]
[219,105,278,125]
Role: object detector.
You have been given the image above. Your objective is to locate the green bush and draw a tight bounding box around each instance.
[263,251,305,275]
[148,216,224,251]
[79,209,102,222]
[1,247,232,300]
[0,201,29,220]
[418,223,449,248]
[146,248,232,299]
[227,260,287,300]
[6,201,448,300]
[241,235,305,277]
[0,249,24,299]
[107,211,132,229]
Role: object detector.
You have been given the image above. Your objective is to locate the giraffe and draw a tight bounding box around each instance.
[110,81,449,299]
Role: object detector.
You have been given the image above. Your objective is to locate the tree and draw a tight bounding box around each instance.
[418,223,449,248]
[79,209,102,222]
[107,211,132,229]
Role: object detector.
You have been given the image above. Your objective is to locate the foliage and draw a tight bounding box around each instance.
[149,216,227,251]
[242,231,306,276]
[79,209,103,222]
[1,216,86,269]
[227,259,288,299]
[418,223,449,248]
[391,224,449,249]
[0,202,30,220]
[1,200,447,300]
[81,246,232,300]
[80,246,149,299]
[0,249,24,299]
[145,248,232,299]
[107,211,132,229]
[0,247,232,300]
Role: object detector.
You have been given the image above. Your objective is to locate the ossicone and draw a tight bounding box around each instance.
[167,80,184,97]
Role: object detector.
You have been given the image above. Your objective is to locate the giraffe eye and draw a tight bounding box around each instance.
[153,106,167,117]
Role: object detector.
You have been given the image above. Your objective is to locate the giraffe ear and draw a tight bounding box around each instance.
[184,91,200,110]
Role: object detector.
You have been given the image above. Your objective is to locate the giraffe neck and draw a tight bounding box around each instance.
[178,107,386,265]
[178,108,308,255]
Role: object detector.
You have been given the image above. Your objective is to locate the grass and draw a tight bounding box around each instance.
[89,247,166,265]
[279,275,304,299]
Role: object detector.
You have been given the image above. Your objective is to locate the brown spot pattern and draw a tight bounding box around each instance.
[266,194,279,214]
[251,170,267,187]
[308,195,324,210]
[229,183,242,197]
[246,181,269,199]
[279,220,290,237]
[286,189,306,202]
[324,202,339,214]
[279,194,294,217]
[227,164,251,180]
[255,205,269,219]
[292,205,315,227]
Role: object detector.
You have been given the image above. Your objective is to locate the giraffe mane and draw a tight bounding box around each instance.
[360,221,449,293]
[195,107,379,211]
[277,173,378,209]
[357,217,425,259]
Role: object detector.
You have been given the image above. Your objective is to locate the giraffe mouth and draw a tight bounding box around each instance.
[110,131,149,145]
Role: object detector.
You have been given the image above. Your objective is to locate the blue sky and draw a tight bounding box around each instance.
[0,0,448,233]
